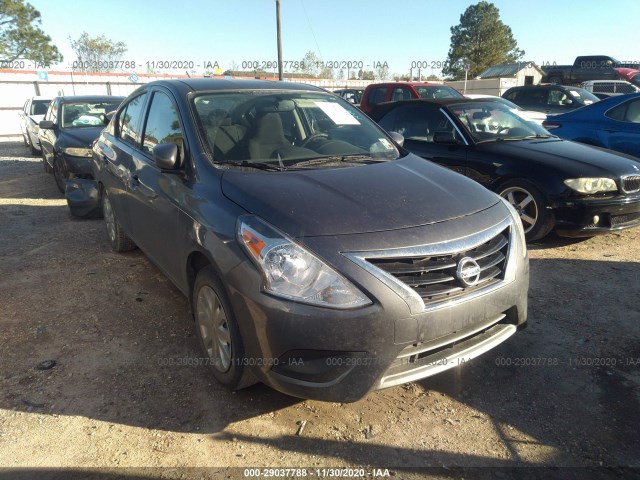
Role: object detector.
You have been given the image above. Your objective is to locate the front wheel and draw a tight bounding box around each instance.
[498,179,554,241]
[53,156,69,194]
[102,191,136,252]
[193,266,256,390]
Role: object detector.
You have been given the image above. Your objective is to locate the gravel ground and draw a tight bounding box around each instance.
[0,141,639,479]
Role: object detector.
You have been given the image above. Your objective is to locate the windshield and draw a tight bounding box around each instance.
[449,102,551,143]
[61,101,121,129]
[563,88,599,106]
[192,91,399,167]
[415,85,463,99]
[31,100,50,115]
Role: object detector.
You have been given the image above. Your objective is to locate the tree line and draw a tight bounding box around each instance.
[1,0,523,81]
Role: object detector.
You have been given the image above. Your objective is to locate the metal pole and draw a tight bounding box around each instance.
[276,0,283,81]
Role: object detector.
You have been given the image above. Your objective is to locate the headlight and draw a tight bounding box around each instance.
[237,216,371,309]
[64,147,92,157]
[564,178,617,194]
[499,196,527,256]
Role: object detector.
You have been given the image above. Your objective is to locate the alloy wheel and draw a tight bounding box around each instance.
[500,186,538,233]
[196,285,232,373]
[102,195,117,243]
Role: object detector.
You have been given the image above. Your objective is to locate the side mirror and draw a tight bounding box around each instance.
[39,120,54,129]
[103,110,116,125]
[153,143,179,170]
[388,131,405,147]
[433,131,461,144]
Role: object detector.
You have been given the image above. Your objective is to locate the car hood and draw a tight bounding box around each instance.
[480,138,640,175]
[59,127,104,147]
[221,154,500,237]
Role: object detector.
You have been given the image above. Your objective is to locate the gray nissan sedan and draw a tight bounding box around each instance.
[65,79,529,402]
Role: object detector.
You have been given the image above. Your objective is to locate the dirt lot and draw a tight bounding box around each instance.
[0,141,639,479]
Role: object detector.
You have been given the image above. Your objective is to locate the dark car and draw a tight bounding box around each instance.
[369,98,640,241]
[333,88,364,106]
[360,81,463,113]
[543,93,640,159]
[38,95,124,193]
[65,79,529,402]
[502,85,599,115]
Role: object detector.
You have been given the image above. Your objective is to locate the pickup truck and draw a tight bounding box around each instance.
[541,56,639,85]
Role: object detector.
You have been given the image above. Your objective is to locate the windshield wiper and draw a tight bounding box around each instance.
[521,134,557,139]
[220,160,287,171]
[291,154,390,168]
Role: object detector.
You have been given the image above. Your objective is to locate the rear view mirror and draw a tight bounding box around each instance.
[433,131,461,144]
[153,143,179,170]
[472,111,491,120]
[256,99,295,114]
[39,120,54,129]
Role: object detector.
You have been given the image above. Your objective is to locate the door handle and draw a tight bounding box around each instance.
[130,174,140,187]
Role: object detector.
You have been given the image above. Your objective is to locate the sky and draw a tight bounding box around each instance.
[23,0,640,77]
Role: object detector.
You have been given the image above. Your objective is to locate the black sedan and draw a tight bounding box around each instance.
[369,98,640,241]
[63,79,530,401]
[39,95,124,193]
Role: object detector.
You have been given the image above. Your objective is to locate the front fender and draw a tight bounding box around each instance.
[65,178,101,218]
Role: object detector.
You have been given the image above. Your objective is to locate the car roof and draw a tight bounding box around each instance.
[142,78,327,95]
[366,81,446,88]
[55,95,125,103]
[368,98,504,118]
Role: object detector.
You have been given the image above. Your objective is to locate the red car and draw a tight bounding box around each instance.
[359,81,463,113]
[615,67,640,88]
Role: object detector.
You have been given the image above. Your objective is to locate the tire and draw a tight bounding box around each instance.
[102,191,136,252]
[52,155,69,194]
[193,266,256,390]
[498,179,555,242]
[26,134,39,156]
[547,76,562,85]
[42,149,53,173]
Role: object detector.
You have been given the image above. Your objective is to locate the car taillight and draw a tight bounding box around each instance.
[542,121,560,130]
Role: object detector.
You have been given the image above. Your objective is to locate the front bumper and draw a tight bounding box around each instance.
[552,193,640,237]
[64,178,101,218]
[223,204,529,402]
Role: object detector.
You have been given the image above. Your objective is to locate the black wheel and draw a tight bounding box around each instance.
[547,76,562,85]
[52,155,69,194]
[102,191,136,252]
[42,149,53,173]
[193,266,256,390]
[498,179,555,241]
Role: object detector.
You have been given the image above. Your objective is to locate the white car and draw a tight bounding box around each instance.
[465,94,547,125]
[18,96,51,155]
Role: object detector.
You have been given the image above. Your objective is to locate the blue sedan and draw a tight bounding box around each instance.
[543,93,640,159]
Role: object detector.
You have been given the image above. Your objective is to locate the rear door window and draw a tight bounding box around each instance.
[368,87,387,106]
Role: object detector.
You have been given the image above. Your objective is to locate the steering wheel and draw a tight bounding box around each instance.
[300,133,328,148]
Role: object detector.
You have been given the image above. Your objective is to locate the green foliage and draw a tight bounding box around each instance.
[70,31,127,72]
[443,1,524,80]
[0,0,62,65]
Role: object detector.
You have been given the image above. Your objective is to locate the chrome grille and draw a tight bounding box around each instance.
[622,175,640,194]
[367,228,509,305]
